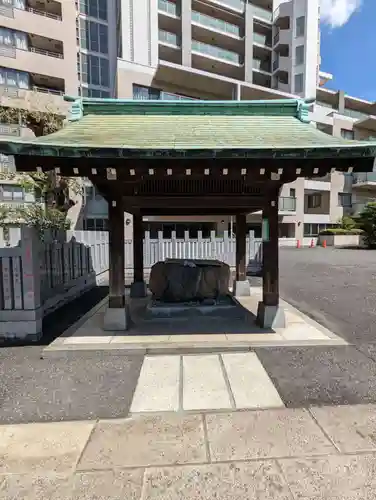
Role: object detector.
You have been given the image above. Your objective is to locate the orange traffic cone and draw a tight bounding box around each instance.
[310,239,315,248]
[322,240,327,248]
[296,240,301,249]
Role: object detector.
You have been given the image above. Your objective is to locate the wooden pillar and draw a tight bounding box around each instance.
[108,199,125,308]
[262,192,280,307]
[133,212,144,283]
[235,213,247,281]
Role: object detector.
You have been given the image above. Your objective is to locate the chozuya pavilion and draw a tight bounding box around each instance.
[1,96,375,330]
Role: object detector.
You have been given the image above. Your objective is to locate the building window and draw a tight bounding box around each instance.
[79,20,108,55]
[304,223,335,237]
[79,53,109,87]
[341,129,355,140]
[338,193,352,207]
[295,45,304,65]
[83,218,109,231]
[296,16,305,37]
[307,193,322,209]
[0,184,24,201]
[132,84,197,101]
[0,67,29,89]
[79,0,107,21]
[294,73,304,93]
[289,188,296,198]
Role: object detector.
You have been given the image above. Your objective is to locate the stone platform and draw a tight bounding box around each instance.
[43,287,347,356]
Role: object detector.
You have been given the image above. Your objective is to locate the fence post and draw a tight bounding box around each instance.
[20,226,41,312]
[144,230,150,268]
[157,231,164,262]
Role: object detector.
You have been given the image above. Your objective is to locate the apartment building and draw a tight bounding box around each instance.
[0,0,375,242]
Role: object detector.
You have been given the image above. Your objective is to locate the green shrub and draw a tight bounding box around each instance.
[319,228,363,235]
[358,202,376,248]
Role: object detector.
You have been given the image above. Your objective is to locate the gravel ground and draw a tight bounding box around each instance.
[279,247,376,349]
[0,286,143,424]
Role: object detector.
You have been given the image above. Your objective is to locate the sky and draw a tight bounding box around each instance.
[319,0,375,101]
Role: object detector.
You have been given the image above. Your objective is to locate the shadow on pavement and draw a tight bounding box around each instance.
[0,285,109,348]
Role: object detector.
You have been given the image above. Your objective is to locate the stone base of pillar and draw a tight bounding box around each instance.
[256,302,286,329]
[103,306,129,331]
[232,280,251,297]
[130,281,147,298]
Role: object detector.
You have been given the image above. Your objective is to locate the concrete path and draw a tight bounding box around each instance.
[1,404,376,498]
[130,352,284,413]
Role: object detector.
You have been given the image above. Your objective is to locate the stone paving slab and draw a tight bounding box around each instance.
[206,408,336,462]
[1,406,376,498]
[0,421,94,474]
[279,454,376,499]
[310,404,376,453]
[129,353,285,414]
[142,461,292,500]
[77,414,207,470]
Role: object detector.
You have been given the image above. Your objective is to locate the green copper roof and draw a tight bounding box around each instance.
[0,98,375,159]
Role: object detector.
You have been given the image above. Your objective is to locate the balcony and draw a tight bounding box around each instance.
[0,1,64,41]
[252,58,271,74]
[273,2,291,28]
[191,40,242,65]
[273,29,290,54]
[272,55,289,74]
[279,196,296,212]
[352,199,376,215]
[158,30,180,48]
[158,0,180,17]
[205,0,245,14]
[0,124,20,137]
[253,5,272,23]
[352,172,376,189]
[191,10,241,37]
[253,32,271,48]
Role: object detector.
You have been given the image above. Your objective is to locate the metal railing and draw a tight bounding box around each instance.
[0,85,19,98]
[279,196,296,212]
[192,39,242,64]
[192,10,241,37]
[0,124,20,136]
[25,6,62,20]
[0,44,16,58]
[353,172,376,184]
[32,85,64,95]
[29,46,63,58]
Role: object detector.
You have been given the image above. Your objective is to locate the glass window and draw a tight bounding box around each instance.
[307,193,321,209]
[294,73,304,93]
[79,0,88,15]
[89,21,99,52]
[295,45,304,65]
[296,16,305,37]
[79,19,88,49]
[289,188,296,198]
[99,24,108,53]
[88,0,98,17]
[338,193,352,207]
[80,53,88,83]
[341,129,355,140]
[100,57,109,86]
[98,0,107,20]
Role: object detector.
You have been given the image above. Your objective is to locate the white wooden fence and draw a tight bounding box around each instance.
[0,228,262,341]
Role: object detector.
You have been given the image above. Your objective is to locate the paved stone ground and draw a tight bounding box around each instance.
[2,404,376,499]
